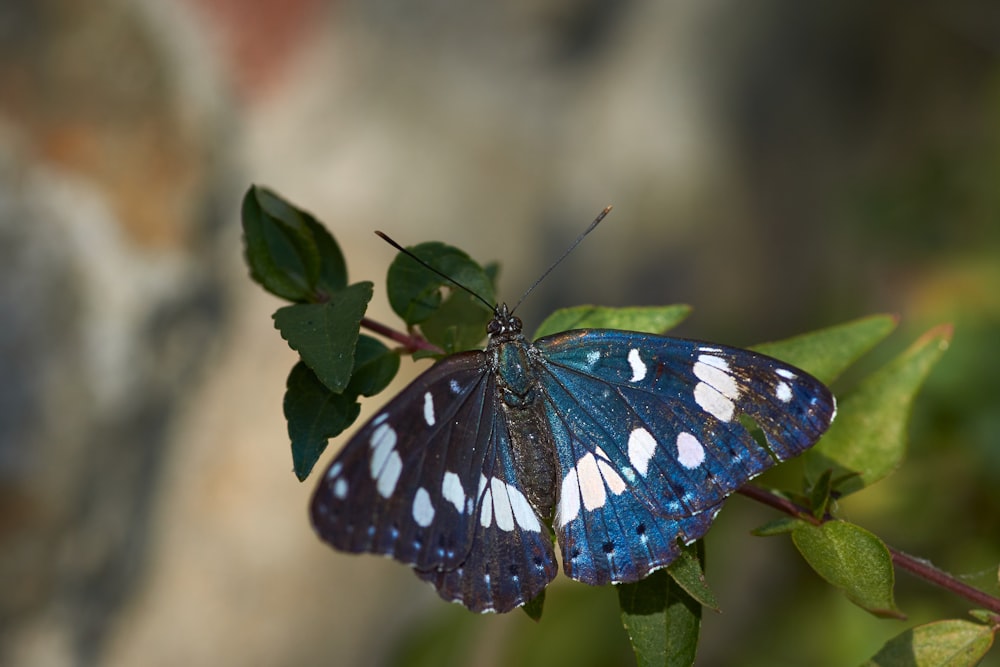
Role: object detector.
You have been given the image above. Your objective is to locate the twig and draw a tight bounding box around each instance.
[738,485,1000,616]
[360,317,443,355]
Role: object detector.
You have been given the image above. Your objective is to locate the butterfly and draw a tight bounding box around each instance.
[310,293,836,613]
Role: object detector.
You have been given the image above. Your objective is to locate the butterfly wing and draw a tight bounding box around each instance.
[310,352,556,613]
[533,330,835,585]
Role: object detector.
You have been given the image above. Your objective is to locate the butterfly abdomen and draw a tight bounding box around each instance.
[493,335,559,522]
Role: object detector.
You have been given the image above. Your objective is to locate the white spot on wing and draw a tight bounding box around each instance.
[376,451,402,497]
[557,468,581,527]
[442,471,465,513]
[491,477,515,531]
[327,462,343,480]
[577,453,607,511]
[423,391,436,426]
[586,350,601,367]
[333,478,348,499]
[694,356,740,399]
[627,427,657,477]
[597,460,627,495]
[412,487,435,527]
[373,412,388,426]
[676,432,705,469]
[694,382,735,422]
[449,379,461,394]
[776,368,797,379]
[369,424,397,479]
[697,354,731,371]
[628,348,647,382]
[775,381,793,403]
[506,484,541,532]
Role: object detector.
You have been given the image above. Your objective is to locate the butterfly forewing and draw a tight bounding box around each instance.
[533,329,835,585]
[311,352,495,570]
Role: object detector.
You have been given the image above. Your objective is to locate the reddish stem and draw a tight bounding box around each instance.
[738,485,1000,616]
[360,317,443,355]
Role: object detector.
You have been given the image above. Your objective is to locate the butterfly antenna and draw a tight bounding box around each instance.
[375,231,496,312]
[510,205,612,314]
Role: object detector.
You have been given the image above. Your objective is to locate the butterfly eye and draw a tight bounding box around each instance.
[487,319,502,335]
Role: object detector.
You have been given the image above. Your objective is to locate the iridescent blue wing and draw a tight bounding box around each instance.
[533,330,836,585]
[310,353,556,613]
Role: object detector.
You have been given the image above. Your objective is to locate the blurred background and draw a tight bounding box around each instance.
[1,1,998,665]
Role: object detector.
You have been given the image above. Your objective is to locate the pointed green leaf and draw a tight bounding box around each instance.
[618,567,701,667]
[751,314,897,385]
[864,619,996,667]
[753,517,808,537]
[345,335,400,397]
[273,282,374,392]
[533,305,691,340]
[242,185,325,301]
[285,362,361,481]
[792,520,902,618]
[667,542,719,611]
[300,209,348,297]
[521,589,546,622]
[808,469,834,519]
[806,325,952,493]
[386,242,494,325]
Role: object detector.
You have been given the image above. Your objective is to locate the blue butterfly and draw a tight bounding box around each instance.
[310,299,836,613]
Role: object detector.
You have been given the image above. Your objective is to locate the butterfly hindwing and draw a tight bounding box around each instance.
[415,416,557,612]
[534,329,835,585]
[310,351,556,613]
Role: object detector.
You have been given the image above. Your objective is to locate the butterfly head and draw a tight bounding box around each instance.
[487,303,523,338]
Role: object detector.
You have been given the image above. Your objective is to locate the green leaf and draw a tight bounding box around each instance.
[418,289,493,354]
[345,335,400,397]
[791,520,902,618]
[750,313,897,385]
[533,305,691,340]
[273,282,374,393]
[386,241,494,325]
[242,185,330,301]
[807,468,834,519]
[285,362,362,481]
[805,324,953,494]
[968,610,997,625]
[864,619,996,667]
[752,517,807,537]
[521,589,546,622]
[667,542,719,611]
[301,208,348,296]
[618,566,701,667]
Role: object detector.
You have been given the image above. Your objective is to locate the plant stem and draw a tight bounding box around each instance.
[360,317,443,354]
[738,485,1000,616]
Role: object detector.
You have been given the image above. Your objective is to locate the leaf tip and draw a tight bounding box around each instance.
[919,322,954,349]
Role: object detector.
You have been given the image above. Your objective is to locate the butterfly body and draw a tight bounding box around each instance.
[311,304,835,613]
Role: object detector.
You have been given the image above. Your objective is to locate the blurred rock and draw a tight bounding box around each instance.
[0,0,234,664]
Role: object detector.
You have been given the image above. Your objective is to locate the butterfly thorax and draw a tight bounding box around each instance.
[487,304,558,521]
